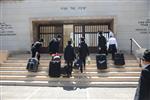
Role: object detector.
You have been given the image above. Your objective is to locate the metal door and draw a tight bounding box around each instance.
[73,24,109,53]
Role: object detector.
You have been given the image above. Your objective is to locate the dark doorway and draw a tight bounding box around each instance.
[32,17,114,53]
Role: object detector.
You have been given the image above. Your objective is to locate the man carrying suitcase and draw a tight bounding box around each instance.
[64,40,76,77]
[78,37,89,73]
[48,35,61,54]
[31,39,44,64]
[107,35,118,60]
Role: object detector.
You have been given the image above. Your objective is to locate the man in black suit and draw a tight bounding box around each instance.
[78,37,89,73]
[134,49,150,100]
[98,31,107,55]
[31,39,44,63]
[48,35,61,54]
[64,40,76,77]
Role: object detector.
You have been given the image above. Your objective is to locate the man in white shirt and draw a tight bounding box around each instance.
[107,36,118,60]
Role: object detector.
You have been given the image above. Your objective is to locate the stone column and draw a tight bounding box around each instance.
[63,25,73,49]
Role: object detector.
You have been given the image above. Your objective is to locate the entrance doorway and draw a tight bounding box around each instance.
[32,17,114,53]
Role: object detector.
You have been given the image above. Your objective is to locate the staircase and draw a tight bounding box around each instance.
[0,53,141,87]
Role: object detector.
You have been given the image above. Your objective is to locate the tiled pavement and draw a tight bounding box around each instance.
[1,86,136,100]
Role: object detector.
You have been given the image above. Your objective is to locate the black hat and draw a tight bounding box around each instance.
[80,37,85,41]
[39,39,44,42]
[68,40,72,44]
[98,31,103,35]
[57,35,61,38]
[143,49,150,62]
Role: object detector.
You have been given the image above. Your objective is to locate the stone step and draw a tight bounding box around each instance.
[0,62,139,67]
[4,59,138,63]
[0,66,142,72]
[1,54,140,87]
[0,81,138,87]
[0,71,140,77]
[0,75,139,82]
[7,54,136,60]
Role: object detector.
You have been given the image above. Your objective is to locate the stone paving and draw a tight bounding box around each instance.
[1,86,136,100]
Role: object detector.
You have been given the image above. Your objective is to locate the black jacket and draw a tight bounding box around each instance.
[78,41,89,58]
[31,41,42,52]
[134,64,150,100]
[98,35,107,47]
[64,44,76,61]
[48,38,60,54]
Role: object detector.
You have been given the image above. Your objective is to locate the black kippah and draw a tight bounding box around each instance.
[68,40,71,44]
[143,49,150,62]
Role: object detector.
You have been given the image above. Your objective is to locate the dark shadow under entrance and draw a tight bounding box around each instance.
[32,18,114,53]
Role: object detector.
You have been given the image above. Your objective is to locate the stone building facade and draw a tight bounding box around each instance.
[0,0,149,53]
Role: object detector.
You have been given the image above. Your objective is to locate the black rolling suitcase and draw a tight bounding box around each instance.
[114,53,125,65]
[73,58,81,69]
[96,54,107,69]
[26,58,38,72]
[49,61,61,77]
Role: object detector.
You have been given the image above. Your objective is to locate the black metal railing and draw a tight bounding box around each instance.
[130,38,142,54]
[130,38,142,67]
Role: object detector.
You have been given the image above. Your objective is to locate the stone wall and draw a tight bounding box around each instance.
[0,0,149,52]
[0,50,9,64]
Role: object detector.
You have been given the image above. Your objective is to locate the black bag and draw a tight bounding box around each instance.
[114,53,125,65]
[96,54,107,69]
[61,65,68,75]
[26,58,38,72]
[73,58,82,69]
[49,61,61,77]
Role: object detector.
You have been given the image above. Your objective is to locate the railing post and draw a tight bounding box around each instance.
[139,58,142,67]
[130,38,133,54]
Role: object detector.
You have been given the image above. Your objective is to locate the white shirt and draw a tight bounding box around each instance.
[107,37,118,49]
[142,64,150,69]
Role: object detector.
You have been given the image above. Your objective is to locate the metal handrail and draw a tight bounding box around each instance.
[130,38,143,67]
[130,38,142,55]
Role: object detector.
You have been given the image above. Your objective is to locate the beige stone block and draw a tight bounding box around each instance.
[0,50,9,64]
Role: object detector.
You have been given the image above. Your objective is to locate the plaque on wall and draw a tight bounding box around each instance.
[136,18,150,34]
[0,22,16,36]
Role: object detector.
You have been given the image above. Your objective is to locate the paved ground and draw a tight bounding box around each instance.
[1,86,136,100]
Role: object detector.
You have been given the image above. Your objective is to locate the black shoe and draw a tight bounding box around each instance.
[69,74,72,77]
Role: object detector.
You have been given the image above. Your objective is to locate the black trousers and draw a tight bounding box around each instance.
[31,48,40,61]
[66,61,73,76]
[79,57,86,73]
[108,44,117,60]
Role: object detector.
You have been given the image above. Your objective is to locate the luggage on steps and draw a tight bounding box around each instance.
[114,53,125,65]
[49,61,61,77]
[61,65,68,75]
[26,58,38,72]
[96,54,107,69]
